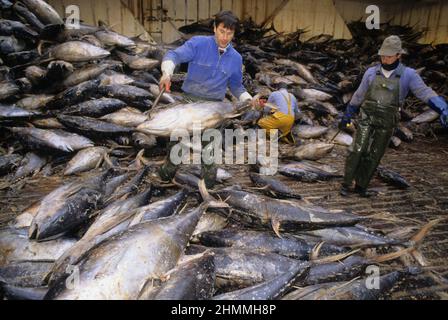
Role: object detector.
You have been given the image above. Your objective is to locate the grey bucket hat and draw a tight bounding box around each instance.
[378,35,407,56]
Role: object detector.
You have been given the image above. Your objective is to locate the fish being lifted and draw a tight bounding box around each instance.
[137,100,255,137]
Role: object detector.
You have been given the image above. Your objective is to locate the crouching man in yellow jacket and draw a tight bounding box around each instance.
[258,84,300,144]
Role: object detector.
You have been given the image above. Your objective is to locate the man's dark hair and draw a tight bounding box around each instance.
[277,82,289,90]
[214,11,239,31]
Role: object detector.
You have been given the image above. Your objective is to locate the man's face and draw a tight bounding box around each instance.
[381,54,401,65]
[214,23,235,49]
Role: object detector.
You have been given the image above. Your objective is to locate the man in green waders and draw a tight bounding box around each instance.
[339,35,448,197]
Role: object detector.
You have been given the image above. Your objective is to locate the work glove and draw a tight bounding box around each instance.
[428,96,448,128]
[338,104,359,130]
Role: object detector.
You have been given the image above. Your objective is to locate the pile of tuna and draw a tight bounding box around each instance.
[0,1,440,300]
[0,163,439,300]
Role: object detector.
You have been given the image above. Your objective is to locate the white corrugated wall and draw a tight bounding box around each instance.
[47,0,448,44]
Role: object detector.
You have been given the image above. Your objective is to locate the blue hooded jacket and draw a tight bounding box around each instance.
[163,36,246,101]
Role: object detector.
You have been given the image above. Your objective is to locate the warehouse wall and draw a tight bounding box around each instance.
[48,0,155,43]
[47,1,448,45]
[124,0,353,43]
[335,0,448,44]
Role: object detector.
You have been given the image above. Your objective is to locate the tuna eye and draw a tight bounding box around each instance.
[59,217,64,222]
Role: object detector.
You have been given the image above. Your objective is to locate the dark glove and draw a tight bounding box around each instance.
[339,104,359,130]
[428,96,448,128]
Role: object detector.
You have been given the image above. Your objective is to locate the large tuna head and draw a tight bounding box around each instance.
[29,170,113,241]
[29,188,102,241]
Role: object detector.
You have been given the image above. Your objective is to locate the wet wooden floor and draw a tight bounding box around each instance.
[1,134,447,300]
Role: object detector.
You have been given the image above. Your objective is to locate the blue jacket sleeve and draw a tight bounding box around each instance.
[163,37,198,65]
[228,57,246,99]
[349,68,374,107]
[408,69,437,104]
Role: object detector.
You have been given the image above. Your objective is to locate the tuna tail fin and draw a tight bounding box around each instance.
[373,219,442,264]
[311,245,361,264]
[197,179,229,209]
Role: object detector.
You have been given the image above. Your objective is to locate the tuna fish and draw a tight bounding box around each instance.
[12,152,47,181]
[57,114,134,138]
[47,188,155,285]
[287,143,334,161]
[50,41,110,63]
[62,64,109,88]
[278,161,340,182]
[295,88,332,101]
[325,129,353,146]
[8,127,94,152]
[0,227,76,266]
[137,100,251,137]
[101,107,148,127]
[211,187,364,233]
[376,166,411,189]
[0,19,38,40]
[192,212,229,237]
[61,98,127,118]
[411,109,439,124]
[0,284,47,300]
[0,104,41,121]
[0,81,19,100]
[0,153,22,175]
[100,84,153,110]
[45,205,206,300]
[132,132,157,149]
[292,125,329,139]
[395,125,413,142]
[0,260,53,287]
[195,229,347,260]
[12,2,45,32]
[186,246,301,291]
[16,94,54,110]
[45,79,101,109]
[20,0,64,25]
[274,59,317,84]
[249,172,302,199]
[283,268,420,300]
[29,170,112,241]
[104,167,149,204]
[64,147,109,176]
[138,253,215,300]
[116,51,159,70]
[213,260,310,300]
[295,226,404,248]
[94,30,136,48]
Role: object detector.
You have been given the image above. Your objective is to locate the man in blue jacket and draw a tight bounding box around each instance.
[339,35,448,197]
[158,11,254,186]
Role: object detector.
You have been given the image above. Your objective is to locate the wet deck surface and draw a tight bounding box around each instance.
[1,135,447,300]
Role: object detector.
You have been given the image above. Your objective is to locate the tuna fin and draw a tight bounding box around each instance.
[28,222,38,239]
[373,247,414,263]
[271,218,282,238]
[411,250,429,267]
[310,242,325,261]
[103,153,114,169]
[198,179,229,209]
[410,219,442,245]
[313,249,361,264]
[376,219,443,266]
